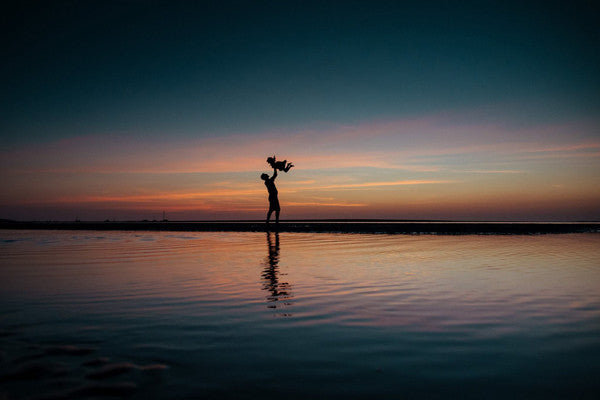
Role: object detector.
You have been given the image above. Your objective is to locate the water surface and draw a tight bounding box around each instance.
[1,230,599,399]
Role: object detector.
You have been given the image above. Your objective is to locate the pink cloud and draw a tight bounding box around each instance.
[306,180,456,190]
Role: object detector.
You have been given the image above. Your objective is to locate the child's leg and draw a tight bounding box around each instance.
[283,163,294,172]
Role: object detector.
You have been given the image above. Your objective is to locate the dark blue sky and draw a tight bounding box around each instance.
[2,0,598,145]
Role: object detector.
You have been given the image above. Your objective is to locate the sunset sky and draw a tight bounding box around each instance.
[2,1,599,221]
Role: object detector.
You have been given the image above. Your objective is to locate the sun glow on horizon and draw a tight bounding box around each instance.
[1,113,599,221]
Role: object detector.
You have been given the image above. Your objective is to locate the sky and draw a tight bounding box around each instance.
[1,0,599,221]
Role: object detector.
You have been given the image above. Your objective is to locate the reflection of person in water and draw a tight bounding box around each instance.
[261,168,280,224]
[262,231,291,312]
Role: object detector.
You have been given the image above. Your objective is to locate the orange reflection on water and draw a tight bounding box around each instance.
[1,231,599,331]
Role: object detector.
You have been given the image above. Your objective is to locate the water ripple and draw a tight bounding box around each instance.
[1,230,599,398]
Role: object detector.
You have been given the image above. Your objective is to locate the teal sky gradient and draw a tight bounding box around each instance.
[1,1,599,220]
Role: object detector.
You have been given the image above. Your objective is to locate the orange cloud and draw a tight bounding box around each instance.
[309,180,456,190]
[286,201,367,207]
[52,188,264,204]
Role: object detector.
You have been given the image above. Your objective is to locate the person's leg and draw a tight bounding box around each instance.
[275,210,280,223]
[266,209,273,223]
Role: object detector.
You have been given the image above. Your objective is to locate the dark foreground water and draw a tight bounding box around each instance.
[1,230,599,399]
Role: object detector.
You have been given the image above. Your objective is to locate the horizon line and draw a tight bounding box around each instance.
[2,218,599,224]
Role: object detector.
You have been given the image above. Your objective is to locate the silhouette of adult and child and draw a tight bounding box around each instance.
[261,155,293,224]
[261,159,294,314]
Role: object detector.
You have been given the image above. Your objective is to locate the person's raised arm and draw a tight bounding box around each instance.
[272,168,278,180]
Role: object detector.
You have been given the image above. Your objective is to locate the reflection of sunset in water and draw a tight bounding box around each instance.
[2,231,599,332]
[1,230,599,398]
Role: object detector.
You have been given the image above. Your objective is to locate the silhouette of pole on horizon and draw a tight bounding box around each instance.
[261,167,280,224]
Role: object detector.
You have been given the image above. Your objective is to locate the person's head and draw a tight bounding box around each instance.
[266,157,274,164]
[261,173,269,181]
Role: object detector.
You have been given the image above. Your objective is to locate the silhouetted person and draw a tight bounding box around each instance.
[261,168,280,223]
[267,155,294,172]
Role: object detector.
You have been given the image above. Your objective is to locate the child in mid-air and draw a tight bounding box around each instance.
[267,155,294,172]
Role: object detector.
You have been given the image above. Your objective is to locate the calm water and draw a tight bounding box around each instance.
[1,230,599,399]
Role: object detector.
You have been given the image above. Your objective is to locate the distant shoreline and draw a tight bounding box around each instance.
[1,220,598,235]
